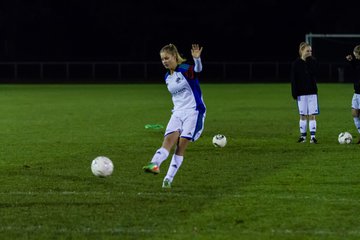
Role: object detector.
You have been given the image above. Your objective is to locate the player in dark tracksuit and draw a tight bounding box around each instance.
[346,45,360,143]
[291,42,319,143]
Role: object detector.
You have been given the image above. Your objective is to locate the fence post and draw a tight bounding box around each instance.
[92,63,96,80]
[222,63,226,82]
[338,67,344,83]
[144,63,147,81]
[14,63,18,80]
[118,63,122,81]
[66,63,69,80]
[40,63,44,80]
[249,63,253,81]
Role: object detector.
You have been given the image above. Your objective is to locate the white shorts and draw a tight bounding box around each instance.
[164,109,206,142]
[297,94,319,115]
[352,93,360,109]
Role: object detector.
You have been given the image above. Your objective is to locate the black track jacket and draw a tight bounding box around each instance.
[291,57,318,100]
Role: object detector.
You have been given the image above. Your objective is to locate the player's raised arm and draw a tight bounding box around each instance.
[191,44,203,72]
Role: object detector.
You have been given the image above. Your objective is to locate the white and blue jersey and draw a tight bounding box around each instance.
[164,58,206,141]
[165,61,206,113]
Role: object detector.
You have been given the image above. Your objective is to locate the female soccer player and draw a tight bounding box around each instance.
[346,45,360,143]
[291,42,319,144]
[143,43,206,188]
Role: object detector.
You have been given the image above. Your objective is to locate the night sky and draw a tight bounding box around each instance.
[1,1,359,62]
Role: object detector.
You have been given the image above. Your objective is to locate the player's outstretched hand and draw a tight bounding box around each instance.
[191,44,203,59]
[346,55,353,61]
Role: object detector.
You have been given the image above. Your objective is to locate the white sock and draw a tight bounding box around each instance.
[150,147,169,167]
[309,120,316,138]
[299,119,307,137]
[354,117,360,133]
[164,154,184,182]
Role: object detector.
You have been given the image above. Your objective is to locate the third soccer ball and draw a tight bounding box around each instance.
[338,132,352,144]
[212,134,227,147]
[91,156,114,177]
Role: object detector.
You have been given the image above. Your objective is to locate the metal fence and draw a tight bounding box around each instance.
[0,61,350,83]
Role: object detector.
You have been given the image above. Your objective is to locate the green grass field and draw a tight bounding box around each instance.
[1,83,360,239]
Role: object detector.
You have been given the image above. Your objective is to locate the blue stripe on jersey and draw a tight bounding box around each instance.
[176,63,206,113]
[192,111,205,140]
[187,78,206,113]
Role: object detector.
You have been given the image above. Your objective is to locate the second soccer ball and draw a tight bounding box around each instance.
[338,132,352,144]
[91,156,114,177]
[212,134,227,148]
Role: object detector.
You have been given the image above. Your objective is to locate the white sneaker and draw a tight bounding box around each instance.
[162,178,171,189]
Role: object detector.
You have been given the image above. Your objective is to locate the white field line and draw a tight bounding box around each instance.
[0,192,360,236]
[1,225,360,237]
[270,229,360,237]
[0,191,358,203]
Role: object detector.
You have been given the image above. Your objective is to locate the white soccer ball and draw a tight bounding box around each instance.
[338,132,352,144]
[212,134,227,148]
[91,156,114,177]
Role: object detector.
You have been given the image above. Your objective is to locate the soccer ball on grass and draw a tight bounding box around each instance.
[91,156,114,177]
[212,134,227,148]
[338,132,352,144]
